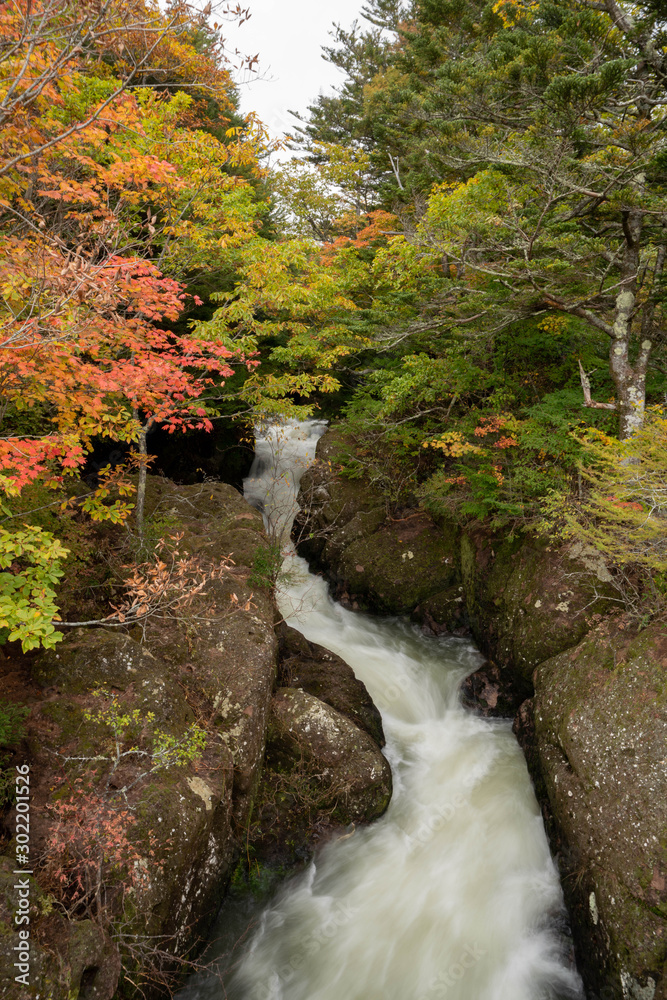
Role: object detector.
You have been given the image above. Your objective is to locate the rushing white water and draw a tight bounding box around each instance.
[182,419,584,1000]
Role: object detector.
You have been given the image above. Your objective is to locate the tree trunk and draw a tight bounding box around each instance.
[613,350,648,439]
[609,205,650,440]
[134,410,148,538]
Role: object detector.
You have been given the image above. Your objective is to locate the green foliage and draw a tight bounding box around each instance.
[290,0,667,451]
[152,725,207,770]
[0,700,29,808]
[230,849,290,900]
[543,412,667,576]
[249,542,283,590]
[84,689,207,772]
[0,525,67,651]
[0,700,29,749]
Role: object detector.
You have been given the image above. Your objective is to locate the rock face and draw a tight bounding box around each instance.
[461,529,615,685]
[240,623,391,869]
[0,856,121,1000]
[1,479,277,1000]
[535,622,667,1000]
[293,426,667,1000]
[294,429,613,667]
[276,622,385,747]
[294,430,465,629]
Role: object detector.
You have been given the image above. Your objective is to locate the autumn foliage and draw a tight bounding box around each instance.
[0,1,264,492]
[0,1,275,646]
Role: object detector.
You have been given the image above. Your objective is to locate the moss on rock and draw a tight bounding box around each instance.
[534,621,667,998]
[268,687,392,824]
[0,856,120,1000]
[0,477,277,999]
[462,528,616,683]
[276,622,385,748]
[294,431,463,629]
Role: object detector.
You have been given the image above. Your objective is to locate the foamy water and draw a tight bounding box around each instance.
[179,420,583,1000]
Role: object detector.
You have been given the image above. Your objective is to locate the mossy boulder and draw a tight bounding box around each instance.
[268,688,392,824]
[335,512,461,618]
[461,528,615,684]
[534,621,667,999]
[0,856,120,1000]
[33,629,193,729]
[276,622,385,747]
[294,431,464,629]
[0,477,277,999]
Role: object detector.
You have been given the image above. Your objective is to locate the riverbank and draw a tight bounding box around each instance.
[179,419,584,1000]
[294,425,666,1000]
[2,421,664,1000]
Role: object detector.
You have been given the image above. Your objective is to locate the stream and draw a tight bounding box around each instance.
[180,419,585,1000]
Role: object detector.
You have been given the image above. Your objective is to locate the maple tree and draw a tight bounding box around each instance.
[0,0,363,650]
[0,0,276,647]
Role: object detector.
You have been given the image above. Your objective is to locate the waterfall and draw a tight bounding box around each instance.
[181,419,584,1000]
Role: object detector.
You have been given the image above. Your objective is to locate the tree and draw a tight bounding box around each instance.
[0,0,273,647]
[387,0,667,435]
[272,143,379,241]
[0,0,264,495]
[296,0,667,439]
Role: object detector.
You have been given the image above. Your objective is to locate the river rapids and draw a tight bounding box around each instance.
[179,419,584,1000]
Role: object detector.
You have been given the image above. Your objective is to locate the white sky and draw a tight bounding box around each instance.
[221,0,365,151]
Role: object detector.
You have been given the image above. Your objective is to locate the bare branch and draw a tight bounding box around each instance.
[579,359,617,411]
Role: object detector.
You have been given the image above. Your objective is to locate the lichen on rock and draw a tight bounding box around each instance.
[268,687,392,824]
[534,621,667,998]
[276,622,385,747]
[292,426,666,999]
[0,477,278,999]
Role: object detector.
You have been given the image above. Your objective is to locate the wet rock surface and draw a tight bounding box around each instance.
[268,687,392,824]
[276,621,385,747]
[293,430,465,631]
[460,529,616,685]
[239,624,392,872]
[0,471,394,1000]
[459,660,526,719]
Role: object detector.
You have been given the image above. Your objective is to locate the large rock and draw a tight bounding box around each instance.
[0,856,120,1000]
[534,621,667,999]
[276,622,385,747]
[461,529,616,685]
[0,478,277,999]
[294,430,465,629]
[268,688,392,824]
[235,625,392,873]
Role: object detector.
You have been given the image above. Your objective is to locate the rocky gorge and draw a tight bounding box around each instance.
[0,421,664,1000]
[0,472,390,1000]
